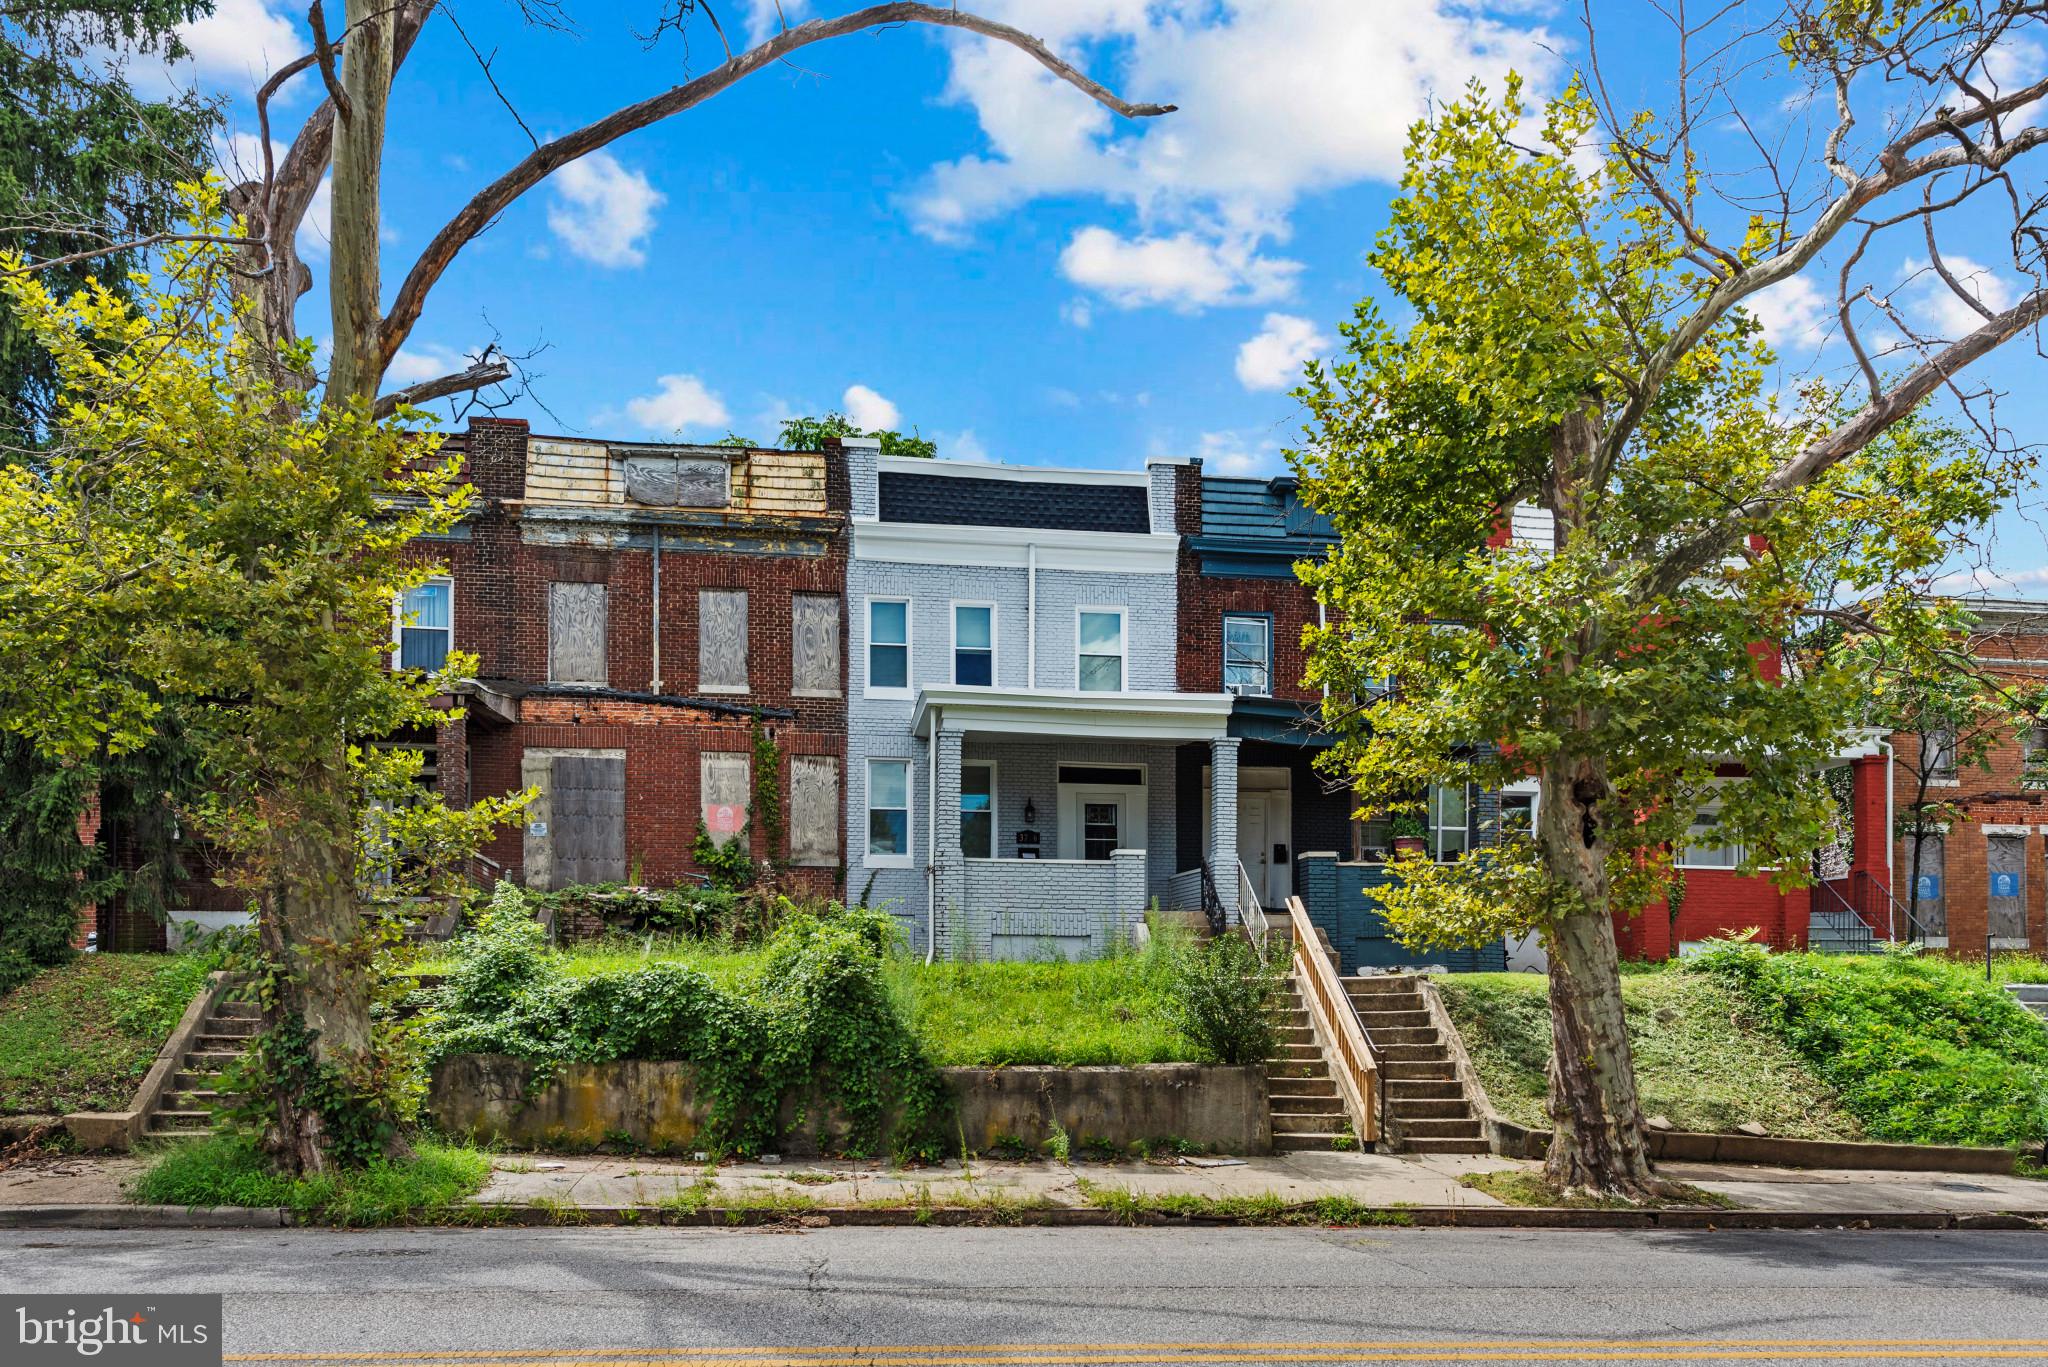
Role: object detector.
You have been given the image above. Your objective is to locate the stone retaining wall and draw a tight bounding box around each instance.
[428,1055,1269,1156]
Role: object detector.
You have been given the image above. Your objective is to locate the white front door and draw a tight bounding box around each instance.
[1238,796,1270,905]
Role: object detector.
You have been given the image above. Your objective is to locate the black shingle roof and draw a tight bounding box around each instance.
[879,471,1149,533]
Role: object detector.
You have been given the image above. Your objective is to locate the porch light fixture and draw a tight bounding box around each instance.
[1023,797,1037,825]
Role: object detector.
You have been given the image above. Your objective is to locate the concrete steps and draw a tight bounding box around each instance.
[1344,974,1491,1155]
[1265,984,1350,1152]
[143,998,256,1141]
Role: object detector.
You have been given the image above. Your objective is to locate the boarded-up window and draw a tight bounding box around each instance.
[701,752,750,847]
[550,754,625,889]
[622,455,729,507]
[699,589,748,692]
[549,582,607,685]
[789,756,840,866]
[792,594,841,696]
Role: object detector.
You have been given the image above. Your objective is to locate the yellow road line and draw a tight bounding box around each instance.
[223,1344,2048,1367]
[226,1341,2048,1362]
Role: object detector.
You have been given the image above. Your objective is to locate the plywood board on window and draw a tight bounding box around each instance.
[701,752,750,847]
[699,589,748,691]
[792,594,841,695]
[549,581,608,684]
[789,756,840,867]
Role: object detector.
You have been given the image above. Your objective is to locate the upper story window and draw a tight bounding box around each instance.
[1077,608,1126,693]
[698,589,748,693]
[548,581,608,686]
[396,578,452,672]
[791,594,842,697]
[867,599,910,695]
[954,604,994,687]
[1921,727,1958,783]
[1223,614,1271,696]
[2023,724,2048,790]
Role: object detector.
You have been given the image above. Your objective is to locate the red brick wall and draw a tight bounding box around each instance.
[417,419,850,892]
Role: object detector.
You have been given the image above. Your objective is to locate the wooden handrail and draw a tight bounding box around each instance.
[1284,895,1380,1144]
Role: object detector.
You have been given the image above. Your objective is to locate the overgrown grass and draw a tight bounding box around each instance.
[889,947,1198,1067]
[0,954,212,1115]
[1689,943,2048,1149]
[1457,1171,1736,1210]
[130,1135,493,1226]
[1435,971,1861,1140]
[411,935,767,989]
[1076,1179,1413,1226]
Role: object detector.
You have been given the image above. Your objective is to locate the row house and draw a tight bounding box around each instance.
[407,417,851,891]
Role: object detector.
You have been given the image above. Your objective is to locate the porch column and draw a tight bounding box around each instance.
[1209,736,1240,921]
[1850,755,1890,893]
[932,726,965,955]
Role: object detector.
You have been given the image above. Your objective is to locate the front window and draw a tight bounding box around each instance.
[1921,727,1957,782]
[1078,609,1126,692]
[954,605,994,687]
[2025,725,2048,790]
[397,579,452,672]
[1429,784,1469,861]
[1680,808,1741,869]
[868,599,909,692]
[1223,615,1271,695]
[867,759,911,861]
[960,762,994,858]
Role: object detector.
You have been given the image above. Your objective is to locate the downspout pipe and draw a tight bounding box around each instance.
[650,529,663,692]
[926,705,940,964]
[1026,543,1038,688]
[1881,738,1896,939]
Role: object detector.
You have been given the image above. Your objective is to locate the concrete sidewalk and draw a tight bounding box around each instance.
[3,1146,2043,1223]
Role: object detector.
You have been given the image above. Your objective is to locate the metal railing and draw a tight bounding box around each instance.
[1283,895,1380,1145]
[1809,870,1938,951]
[1237,860,1270,949]
[1197,862,1226,937]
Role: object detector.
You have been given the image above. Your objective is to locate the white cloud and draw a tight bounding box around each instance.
[1060,298,1095,329]
[624,374,732,435]
[547,152,664,268]
[1930,563,2048,596]
[1059,226,1300,311]
[843,383,901,432]
[385,345,477,386]
[1748,275,1832,354]
[941,429,992,463]
[909,0,1557,310]
[1196,429,1279,477]
[1235,312,1328,391]
[172,0,301,89]
[1903,254,2018,339]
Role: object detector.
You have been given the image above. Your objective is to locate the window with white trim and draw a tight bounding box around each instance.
[954,604,994,687]
[1680,807,1742,869]
[396,578,453,672]
[868,599,910,694]
[867,759,912,863]
[1077,609,1126,692]
[960,762,995,858]
[1223,614,1270,696]
[1921,726,1958,783]
[1428,784,1469,862]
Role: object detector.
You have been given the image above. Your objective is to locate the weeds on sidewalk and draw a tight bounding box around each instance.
[130,1135,494,1227]
[1459,1171,1736,1210]
[1076,1178,1413,1227]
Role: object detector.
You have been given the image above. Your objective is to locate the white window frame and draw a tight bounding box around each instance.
[951,601,998,689]
[1222,613,1272,697]
[1075,606,1128,694]
[865,597,913,700]
[865,757,914,867]
[1428,783,1470,863]
[959,759,998,860]
[391,575,454,672]
[1678,800,1743,870]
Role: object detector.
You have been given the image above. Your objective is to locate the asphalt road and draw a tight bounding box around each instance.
[3,1226,2046,1366]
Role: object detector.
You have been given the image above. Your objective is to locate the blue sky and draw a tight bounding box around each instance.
[151,0,2047,585]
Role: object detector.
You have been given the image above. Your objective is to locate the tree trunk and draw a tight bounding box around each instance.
[326,0,396,409]
[1533,747,1660,1197]
[256,757,400,1174]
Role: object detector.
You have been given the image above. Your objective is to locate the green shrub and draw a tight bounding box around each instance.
[1688,940,2048,1149]
[423,899,949,1159]
[1163,932,1283,1067]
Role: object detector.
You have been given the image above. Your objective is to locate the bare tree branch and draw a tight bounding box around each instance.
[308,0,355,123]
[371,353,514,418]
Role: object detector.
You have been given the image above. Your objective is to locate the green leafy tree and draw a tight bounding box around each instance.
[1296,53,2040,1197]
[0,1,217,448]
[0,208,524,1169]
[777,411,937,459]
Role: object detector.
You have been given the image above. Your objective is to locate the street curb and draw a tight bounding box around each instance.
[0,1205,288,1230]
[1,1203,2043,1232]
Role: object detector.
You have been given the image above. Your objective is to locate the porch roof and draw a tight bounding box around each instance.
[911,686,1235,743]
